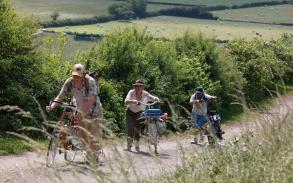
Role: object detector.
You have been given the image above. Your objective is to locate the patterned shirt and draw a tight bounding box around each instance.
[55,76,102,117]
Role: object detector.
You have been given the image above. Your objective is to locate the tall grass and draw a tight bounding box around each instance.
[145,103,293,183]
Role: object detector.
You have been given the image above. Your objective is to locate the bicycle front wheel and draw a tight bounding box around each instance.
[46,137,58,167]
[64,149,76,162]
[147,120,159,154]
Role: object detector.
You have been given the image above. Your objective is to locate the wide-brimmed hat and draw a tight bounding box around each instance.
[133,80,145,86]
[72,63,84,77]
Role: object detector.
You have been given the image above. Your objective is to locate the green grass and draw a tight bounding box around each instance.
[38,32,97,59]
[11,0,175,22]
[148,104,293,183]
[0,136,33,155]
[47,16,293,40]
[148,0,285,6]
[213,4,293,24]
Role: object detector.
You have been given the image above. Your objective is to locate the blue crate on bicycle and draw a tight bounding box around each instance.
[141,109,162,118]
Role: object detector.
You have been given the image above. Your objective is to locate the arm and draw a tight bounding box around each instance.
[205,93,217,100]
[46,78,71,112]
[147,92,160,102]
[189,94,200,105]
[125,90,140,105]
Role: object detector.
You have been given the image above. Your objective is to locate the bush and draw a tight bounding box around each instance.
[41,15,114,28]
[227,38,289,102]
[158,6,217,19]
[108,3,135,19]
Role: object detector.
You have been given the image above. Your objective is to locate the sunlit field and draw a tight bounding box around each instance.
[148,0,285,6]
[213,4,293,24]
[47,16,293,40]
[11,0,175,21]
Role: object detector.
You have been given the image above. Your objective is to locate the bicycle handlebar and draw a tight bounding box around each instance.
[139,100,162,106]
[50,100,76,108]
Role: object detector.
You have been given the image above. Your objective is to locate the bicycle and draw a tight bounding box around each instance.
[139,101,168,154]
[206,110,225,145]
[46,100,84,167]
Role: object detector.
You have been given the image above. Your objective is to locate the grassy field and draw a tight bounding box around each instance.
[213,4,293,24]
[47,16,293,40]
[11,0,175,22]
[148,0,285,6]
[38,32,97,59]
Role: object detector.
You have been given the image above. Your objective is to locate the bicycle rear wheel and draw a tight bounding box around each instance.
[147,120,159,154]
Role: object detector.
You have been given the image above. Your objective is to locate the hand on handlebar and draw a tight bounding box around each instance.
[154,97,162,103]
[46,105,52,112]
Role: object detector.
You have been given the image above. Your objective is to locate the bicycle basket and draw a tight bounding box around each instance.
[141,109,162,118]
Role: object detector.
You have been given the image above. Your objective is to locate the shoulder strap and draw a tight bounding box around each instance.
[84,74,91,96]
[65,77,73,92]
[67,76,90,95]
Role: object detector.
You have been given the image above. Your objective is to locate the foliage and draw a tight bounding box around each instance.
[108,3,135,19]
[41,15,114,28]
[0,136,33,155]
[158,6,217,19]
[227,37,290,102]
[130,0,148,18]
[148,110,293,183]
[108,0,148,19]
[0,0,55,136]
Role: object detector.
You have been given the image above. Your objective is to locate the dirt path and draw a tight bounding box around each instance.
[1,95,292,183]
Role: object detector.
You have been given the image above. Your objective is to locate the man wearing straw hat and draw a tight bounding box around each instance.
[124,80,160,151]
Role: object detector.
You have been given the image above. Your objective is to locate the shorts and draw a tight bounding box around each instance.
[191,112,207,128]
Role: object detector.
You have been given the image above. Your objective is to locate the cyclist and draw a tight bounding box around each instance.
[46,63,103,164]
[124,80,160,151]
[189,86,217,145]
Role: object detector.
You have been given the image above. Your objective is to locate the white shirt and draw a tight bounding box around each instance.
[125,89,156,113]
[189,93,212,115]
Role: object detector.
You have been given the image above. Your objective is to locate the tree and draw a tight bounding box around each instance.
[108,0,147,19]
[129,0,148,18]
[0,0,55,135]
[108,3,134,19]
[50,11,60,21]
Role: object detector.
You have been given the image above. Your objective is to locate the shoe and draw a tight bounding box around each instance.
[191,137,198,144]
[96,160,105,166]
[134,140,140,151]
[126,144,132,151]
[216,139,224,146]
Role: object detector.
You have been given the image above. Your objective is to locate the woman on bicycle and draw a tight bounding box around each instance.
[46,64,103,164]
[124,80,160,151]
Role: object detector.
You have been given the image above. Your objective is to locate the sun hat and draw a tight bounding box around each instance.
[133,80,145,86]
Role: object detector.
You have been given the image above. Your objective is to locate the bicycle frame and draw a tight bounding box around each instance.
[51,101,78,149]
[139,101,167,154]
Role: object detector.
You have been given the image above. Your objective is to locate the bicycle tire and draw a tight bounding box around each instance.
[64,127,80,162]
[147,120,159,154]
[46,137,58,167]
[64,149,77,162]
